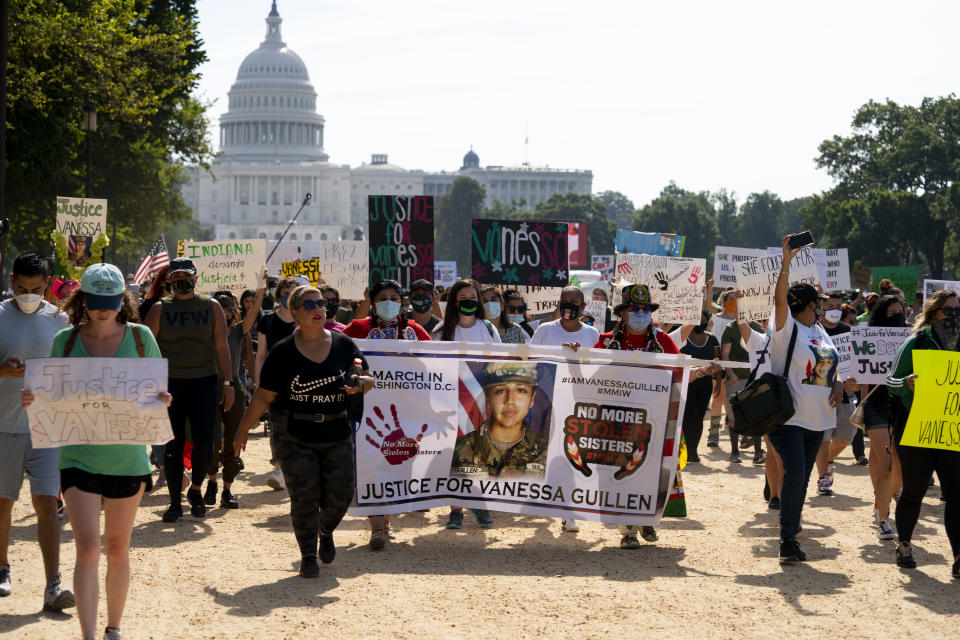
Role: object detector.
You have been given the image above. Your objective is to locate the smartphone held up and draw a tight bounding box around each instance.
[788,231,815,250]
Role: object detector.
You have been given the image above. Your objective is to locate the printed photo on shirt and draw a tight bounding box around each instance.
[450,361,555,479]
[801,343,838,387]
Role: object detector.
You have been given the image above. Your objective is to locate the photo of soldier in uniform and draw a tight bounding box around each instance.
[450,361,555,478]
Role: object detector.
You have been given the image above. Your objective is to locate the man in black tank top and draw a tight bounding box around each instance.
[146,258,234,522]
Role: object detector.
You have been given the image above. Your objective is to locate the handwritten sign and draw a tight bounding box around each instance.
[584,300,608,324]
[900,351,960,452]
[817,249,850,291]
[178,239,266,293]
[282,258,321,286]
[713,246,767,289]
[734,248,819,322]
[923,279,960,303]
[614,229,685,256]
[471,219,568,287]
[483,285,563,316]
[851,263,872,290]
[56,196,108,237]
[835,326,912,384]
[614,254,706,324]
[591,255,615,281]
[368,195,434,290]
[434,261,457,288]
[871,266,919,299]
[25,358,173,448]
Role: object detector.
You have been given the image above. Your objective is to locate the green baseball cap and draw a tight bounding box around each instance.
[80,263,125,311]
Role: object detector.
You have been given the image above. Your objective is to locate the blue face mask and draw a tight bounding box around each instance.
[375,300,401,322]
[627,310,652,332]
[278,293,290,308]
[483,301,501,318]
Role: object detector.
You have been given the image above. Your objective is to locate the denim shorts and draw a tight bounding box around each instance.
[0,432,60,500]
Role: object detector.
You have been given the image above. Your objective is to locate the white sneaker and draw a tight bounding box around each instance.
[266,468,286,491]
[42,572,75,611]
[878,518,895,540]
[561,519,580,533]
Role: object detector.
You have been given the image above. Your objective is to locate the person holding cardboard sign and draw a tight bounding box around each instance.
[886,289,960,577]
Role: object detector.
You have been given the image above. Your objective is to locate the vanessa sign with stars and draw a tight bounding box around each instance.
[471,218,569,287]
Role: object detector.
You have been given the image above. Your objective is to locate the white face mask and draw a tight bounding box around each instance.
[824,309,842,324]
[507,314,525,325]
[15,293,43,314]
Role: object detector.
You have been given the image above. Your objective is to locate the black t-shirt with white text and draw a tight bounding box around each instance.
[259,332,368,442]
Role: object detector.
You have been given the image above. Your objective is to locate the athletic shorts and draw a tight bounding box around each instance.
[0,432,60,500]
[60,467,151,500]
[823,402,857,443]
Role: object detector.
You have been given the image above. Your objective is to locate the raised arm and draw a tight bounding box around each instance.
[774,235,803,331]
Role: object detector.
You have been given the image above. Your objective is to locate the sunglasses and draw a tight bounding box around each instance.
[506,305,526,313]
[299,299,326,311]
[627,305,654,313]
[324,297,339,305]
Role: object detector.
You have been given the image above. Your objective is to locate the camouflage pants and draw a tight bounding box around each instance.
[276,434,356,558]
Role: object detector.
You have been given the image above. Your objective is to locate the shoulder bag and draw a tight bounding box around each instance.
[730,324,797,438]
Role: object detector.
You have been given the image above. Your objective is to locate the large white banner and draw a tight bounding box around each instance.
[835,326,912,383]
[350,342,691,525]
[713,246,766,289]
[179,239,267,293]
[734,247,819,322]
[614,254,706,324]
[25,358,173,448]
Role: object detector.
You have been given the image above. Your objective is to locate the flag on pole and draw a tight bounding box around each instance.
[133,237,169,284]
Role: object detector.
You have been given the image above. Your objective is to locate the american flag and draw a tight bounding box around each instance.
[133,237,169,285]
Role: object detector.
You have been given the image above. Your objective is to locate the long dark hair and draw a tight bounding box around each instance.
[63,290,140,326]
[869,295,906,328]
[438,280,486,341]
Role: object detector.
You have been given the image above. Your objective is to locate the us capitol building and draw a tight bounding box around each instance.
[181,2,593,245]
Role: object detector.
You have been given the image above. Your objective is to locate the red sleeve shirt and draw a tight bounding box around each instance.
[342,317,373,339]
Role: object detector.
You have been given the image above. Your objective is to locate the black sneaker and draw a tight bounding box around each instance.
[237,457,245,471]
[768,497,781,510]
[319,533,336,564]
[220,489,239,509]
[204,481,218,506]
[470,508,494,528]
[299,555,320,578]
[752,449,767,466]
[740,435,754,449]
[186,488,206,519]
[162,504,183,523]
[896,542,917,569]
[445,509,464,529]
[779,538,806,565]
[729,452,742,464]
[856,456,869,466]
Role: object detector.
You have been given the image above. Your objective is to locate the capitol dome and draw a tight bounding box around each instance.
[218,2,328,162]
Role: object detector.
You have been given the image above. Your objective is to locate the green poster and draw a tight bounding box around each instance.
[871,266,919,297]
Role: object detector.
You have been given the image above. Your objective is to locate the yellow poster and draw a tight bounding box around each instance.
[899,350,960,452]
[282,257,321,286]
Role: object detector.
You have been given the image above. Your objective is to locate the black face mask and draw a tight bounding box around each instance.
[693,322,707,334]
[170,279,195,295]
[325,300,339,316]
[559,302,581,320]
[887,313,906,327]
[410,296,432,313]
[458,300,478,316]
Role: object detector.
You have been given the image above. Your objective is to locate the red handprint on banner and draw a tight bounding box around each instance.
[364,404,428,465]
[617,262,633,274]
[688,265,703,285]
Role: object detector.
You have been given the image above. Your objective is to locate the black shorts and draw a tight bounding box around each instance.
[60,467,151,500]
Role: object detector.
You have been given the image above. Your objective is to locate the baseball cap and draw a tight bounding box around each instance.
[168,257,197,275]
[80,263,125,311]
[409,279,434,295]
[786,282,828,311]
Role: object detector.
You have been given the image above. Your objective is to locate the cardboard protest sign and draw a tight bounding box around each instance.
[734,248,819,322]
[471,219,568,287]
[923,279,960,303]
[56,196,108,237]
[836,326,912,383]
[714,246,767,289]
[434,261,457,288]
[266,242,301,276]
[584,300,608,324]
[614,254,707,324]
[591,255,614,281]
[368,195,435,290]
[351,341,684,525]
[818,249,850,291]
[26,358,172,448]
[568,222,588,268]
[871,266,919,298]
[850,262,872,290]
[178,239,266,293]
[313,240,368,299]
[614,229,685,256]
[900,351,960,452]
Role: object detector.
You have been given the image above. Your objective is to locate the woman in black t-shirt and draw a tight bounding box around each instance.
[235,286,372,577]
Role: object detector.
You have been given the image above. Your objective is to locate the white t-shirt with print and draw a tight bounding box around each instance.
[432,320,502,344]
[742,328,773,378]
[768,306,838,431]
[529,319,600,348]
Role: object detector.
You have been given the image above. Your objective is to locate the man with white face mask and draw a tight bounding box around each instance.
[0,252,73,610]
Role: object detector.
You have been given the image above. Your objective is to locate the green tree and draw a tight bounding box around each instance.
[633,183,718,260]
[711,189,738,246]
[531,193,617,260]
[435,176,486,262]
[595,190,635,229]
[5,0,212,270]
[803,96,960,278]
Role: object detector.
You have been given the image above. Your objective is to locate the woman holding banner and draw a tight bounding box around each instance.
[434,280,500,529]
[236,285,372,576]
[22,263,172,640]
[886,289,960,577]
[344,279,430,549]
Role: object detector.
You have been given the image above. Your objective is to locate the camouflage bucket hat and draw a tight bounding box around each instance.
[614,283,660,314]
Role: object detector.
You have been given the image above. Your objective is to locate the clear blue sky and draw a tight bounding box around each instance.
[194,0,960,209]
